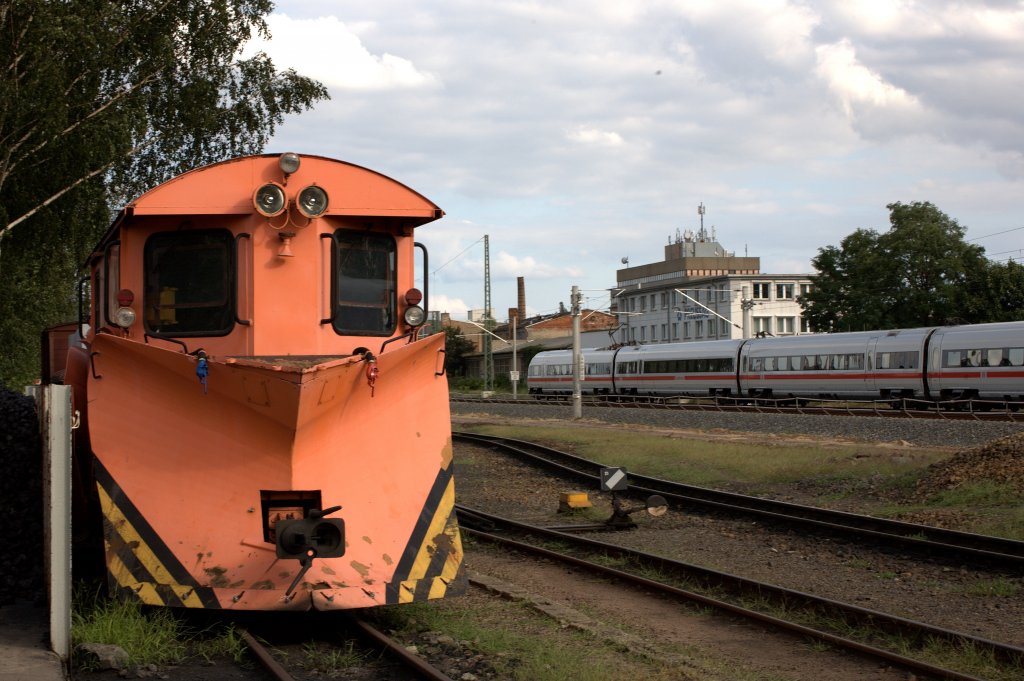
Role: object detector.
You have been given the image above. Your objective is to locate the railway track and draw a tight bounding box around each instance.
[452,431,1024,571]
[457,504,1024,681]
[452,393,1024,421]
[239,617,454,681]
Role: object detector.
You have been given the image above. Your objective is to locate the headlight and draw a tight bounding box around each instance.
[404,305,426,327]
[297,185,329,218]
[114,306,136,328]
[253,183,287,217]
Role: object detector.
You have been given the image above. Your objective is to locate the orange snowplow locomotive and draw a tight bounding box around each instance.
[45,153,465,610]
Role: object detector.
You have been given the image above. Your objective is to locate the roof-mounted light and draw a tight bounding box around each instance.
[279,152,301,176]
[297,185,329,218]
[253,183,287,217]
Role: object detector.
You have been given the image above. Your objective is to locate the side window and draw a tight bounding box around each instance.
[144,229,235,336]
[331,231,396,336]
[101,244,120,327]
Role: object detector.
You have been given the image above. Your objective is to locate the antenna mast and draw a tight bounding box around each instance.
[483,234,494,392]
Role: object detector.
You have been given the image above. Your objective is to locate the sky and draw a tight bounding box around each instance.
[244,0,1024,322]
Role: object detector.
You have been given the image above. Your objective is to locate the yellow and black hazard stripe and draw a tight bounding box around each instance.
[385,446,467,604]
[94,459,220,608]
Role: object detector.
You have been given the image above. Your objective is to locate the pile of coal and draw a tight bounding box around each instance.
[0,385,44,605]
[915,431,1024,499]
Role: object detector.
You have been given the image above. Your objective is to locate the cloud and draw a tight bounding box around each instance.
[568,126,625,147]
[243,13,437,90]
[429,293,469,317]
[815,39,924,126]
[255,0,1024,323]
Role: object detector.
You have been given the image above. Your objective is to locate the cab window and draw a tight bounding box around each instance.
[331,231,396,336]
[143,229,235,336]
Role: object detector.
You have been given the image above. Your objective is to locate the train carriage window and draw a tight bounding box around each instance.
[877,351,920,369]
[331,231,396,336]
[944,350,960,368]
[1009,348,1024,366]
[144,230,235,336]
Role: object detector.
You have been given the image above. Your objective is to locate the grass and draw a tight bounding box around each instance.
[374,598,699,681]
[926,480,1022,507]
[297,640,370,672]
[71,585,246,670]
[461,423,947,488]
[873,480,1024,540]
[954,578,1021,598]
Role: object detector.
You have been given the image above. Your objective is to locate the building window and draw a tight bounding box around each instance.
[695,320,704,338]
[630,327,636,342]
[640,296,646,312]
[752,282,771,299]
[684,322,691,339]
[660,292,668,307]
[672,322,678,339]
[800,283,813,297]
[800,317,812,333]
[650,294,656,309]
[660,324,667,341]
[776,316,795,335]
[719,286,729,302]
[650,325,656,341]
[640,326,646,342]
[720,319,730,336]
[753,316,772,336]
[776,283,794,299]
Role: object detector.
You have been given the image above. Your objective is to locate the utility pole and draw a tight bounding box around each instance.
[741,285,754,339]
[571,285,582,419]
[510,312,519,399]
[482,234,494,393]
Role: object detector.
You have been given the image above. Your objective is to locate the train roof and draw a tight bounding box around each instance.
[87,153,443,259]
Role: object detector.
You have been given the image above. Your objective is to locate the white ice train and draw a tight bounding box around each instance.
[526,321,1024,405]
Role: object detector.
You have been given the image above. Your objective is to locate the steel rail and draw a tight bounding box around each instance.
[457,505,1023,681]
[453,431,1024,569]
[239,629,295,681]
[241,621,454,681]
[350,617,455,681]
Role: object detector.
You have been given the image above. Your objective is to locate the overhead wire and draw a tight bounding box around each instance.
[431,236,484,276]
[968,226,1024,242]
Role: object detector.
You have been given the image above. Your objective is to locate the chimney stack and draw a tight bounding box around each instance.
[517,276,526,323]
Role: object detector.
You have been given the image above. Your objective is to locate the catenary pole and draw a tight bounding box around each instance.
[571,285,582,419]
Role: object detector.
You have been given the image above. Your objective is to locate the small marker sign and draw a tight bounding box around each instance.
[600,466,628,492]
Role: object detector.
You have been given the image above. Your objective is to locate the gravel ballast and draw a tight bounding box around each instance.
[451,400,1024,448]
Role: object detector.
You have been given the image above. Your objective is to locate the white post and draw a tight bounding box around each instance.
[35,385,72,661]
